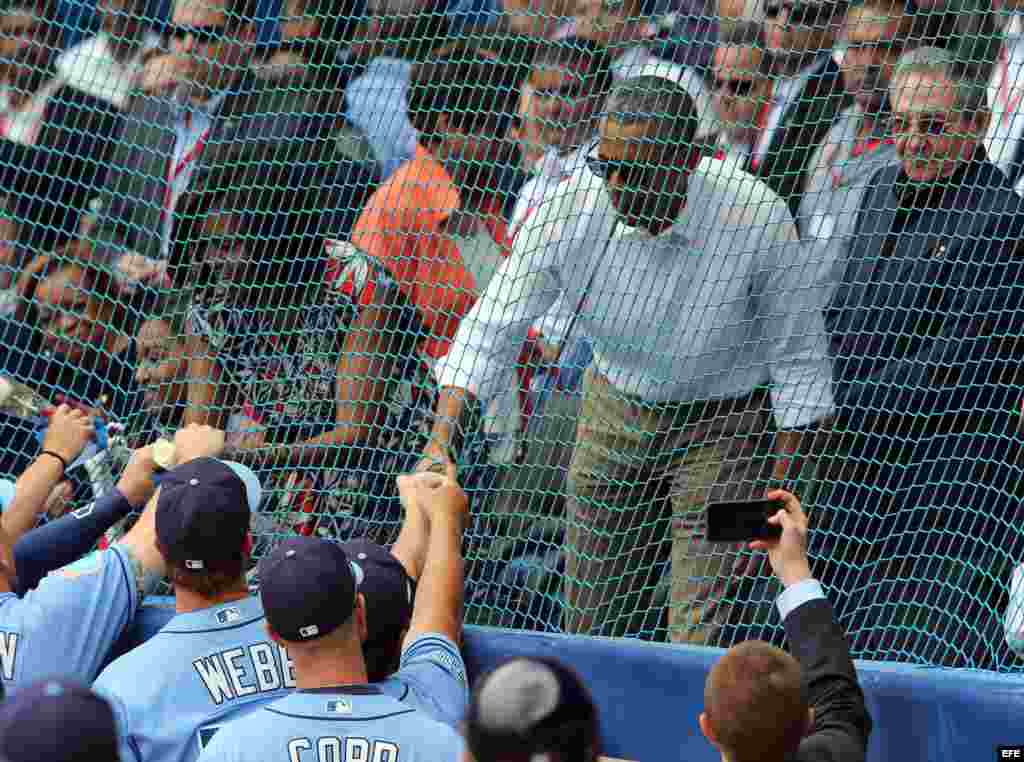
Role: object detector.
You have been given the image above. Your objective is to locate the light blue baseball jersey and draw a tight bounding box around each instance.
[374,634,468,729]
[93,595,293,762]
[0,543,142,694]
[196,633,469,762]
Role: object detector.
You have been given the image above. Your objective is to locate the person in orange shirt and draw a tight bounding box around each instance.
[349,47,524,362]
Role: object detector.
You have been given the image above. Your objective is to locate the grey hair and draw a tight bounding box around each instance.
[604,75,698,146]
[890,45,988,115]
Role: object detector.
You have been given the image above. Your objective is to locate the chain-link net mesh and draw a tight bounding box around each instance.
[0,0,1021,670]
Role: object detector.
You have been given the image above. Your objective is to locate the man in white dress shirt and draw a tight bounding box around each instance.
[421,76,834,644]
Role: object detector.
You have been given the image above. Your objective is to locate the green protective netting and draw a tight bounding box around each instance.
[0,0,1022,670]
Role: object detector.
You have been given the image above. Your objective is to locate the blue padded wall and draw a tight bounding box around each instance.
[117,600,1024,762]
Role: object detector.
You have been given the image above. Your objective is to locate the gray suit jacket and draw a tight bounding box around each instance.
[89,71,332,265]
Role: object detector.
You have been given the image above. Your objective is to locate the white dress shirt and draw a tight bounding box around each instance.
[0,78,62,146]
[161,90,228,258]
[345,56,417,180]
[776,578,826,620]
[511,143,592,237]
[610,36,661,81]
[435,156,835,430]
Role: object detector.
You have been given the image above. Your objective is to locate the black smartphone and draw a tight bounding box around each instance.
[705,499,785,543]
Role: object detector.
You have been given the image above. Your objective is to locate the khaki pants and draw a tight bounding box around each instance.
[564,368,773,644]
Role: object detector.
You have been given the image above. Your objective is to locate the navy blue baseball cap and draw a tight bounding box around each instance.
[466,657,600,762]
[342,539,415,646]
[259,536,364,642]
[156,458,261,571]
[0,678,119,762]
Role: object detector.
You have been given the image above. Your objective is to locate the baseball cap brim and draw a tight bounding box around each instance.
[0,480,14,512]
[220,461,262,513]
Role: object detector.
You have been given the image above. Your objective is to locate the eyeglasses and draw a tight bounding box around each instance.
[765,1,831,26]
[712,77,757,97]
[841,38,902,54]
[167,22,229,44]
[890,112,951,138]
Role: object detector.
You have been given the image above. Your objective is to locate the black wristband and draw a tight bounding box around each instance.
[39,450,69,473]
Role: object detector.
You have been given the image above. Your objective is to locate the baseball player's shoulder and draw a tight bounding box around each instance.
[406,713,466,760]
[93,631,172,704]
[400,634,467,684]
[196,706,274,762]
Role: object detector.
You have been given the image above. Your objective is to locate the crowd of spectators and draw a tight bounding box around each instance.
[0,0,1021,689]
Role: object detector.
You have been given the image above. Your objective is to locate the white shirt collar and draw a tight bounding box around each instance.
[175,87,230,125]
[531,141,592,179]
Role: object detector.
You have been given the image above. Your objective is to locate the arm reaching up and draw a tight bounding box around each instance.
[2,405,94,543]
[14,445,162,594]
[398,472,469,649]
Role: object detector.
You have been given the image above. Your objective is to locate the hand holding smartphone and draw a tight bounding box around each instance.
[706,499,786,543]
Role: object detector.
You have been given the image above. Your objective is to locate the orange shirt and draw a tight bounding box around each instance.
[350,144,510,359]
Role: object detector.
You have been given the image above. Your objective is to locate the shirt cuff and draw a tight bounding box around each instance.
[1006,564,1024,654]
[776,578,826,621]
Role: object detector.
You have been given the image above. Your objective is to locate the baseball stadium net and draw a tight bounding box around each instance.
[0,0,1021,671]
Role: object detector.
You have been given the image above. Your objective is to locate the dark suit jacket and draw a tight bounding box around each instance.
[825,157,1024,512]
[786,597,872,762]
[748,56,851,218]
[0,84,124,253]
[830,158,1024,429]
[89,71,336,264]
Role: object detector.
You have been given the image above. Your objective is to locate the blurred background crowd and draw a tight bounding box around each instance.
[0,0,1021,672]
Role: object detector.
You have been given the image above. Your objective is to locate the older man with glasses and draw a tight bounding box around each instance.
[818,46,1024,665]
[422,75,834,645]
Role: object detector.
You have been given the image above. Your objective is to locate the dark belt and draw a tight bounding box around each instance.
[591,370,770,427]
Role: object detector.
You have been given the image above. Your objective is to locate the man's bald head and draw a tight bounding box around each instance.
[701,641,809,762]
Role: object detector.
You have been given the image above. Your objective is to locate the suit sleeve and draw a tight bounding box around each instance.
[786,598,871,762]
